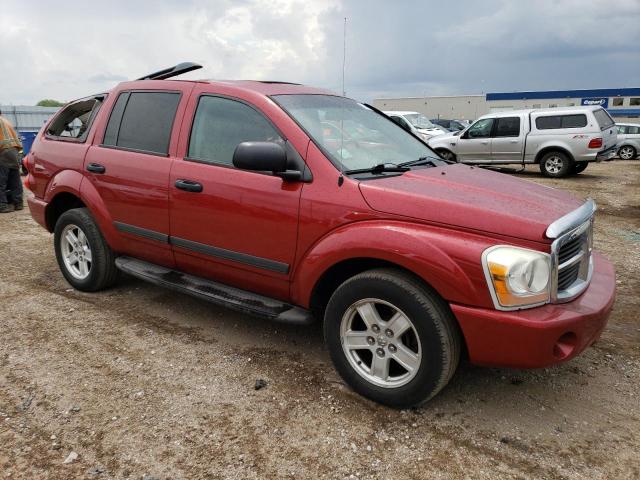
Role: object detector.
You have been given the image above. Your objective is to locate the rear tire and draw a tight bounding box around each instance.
[324,269,461,408]
[618,145,637,160]
[539,151,573,178]
[573,162,588,174]
[54,208,118,292]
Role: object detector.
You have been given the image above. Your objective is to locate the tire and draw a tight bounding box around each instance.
[54,208,118,292]
[573,162,588,174]
[436,149,456,162]
[618,145,637,160]
[539,151,573,178]
[323,269,461,408]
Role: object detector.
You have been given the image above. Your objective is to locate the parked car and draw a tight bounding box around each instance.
[616,123,640,160]
[383,111,446,140]
[428,107,618,177]
[23,63,615,408]
[431,118,467,132]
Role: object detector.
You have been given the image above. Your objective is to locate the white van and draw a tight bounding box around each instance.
[428,106,618,177]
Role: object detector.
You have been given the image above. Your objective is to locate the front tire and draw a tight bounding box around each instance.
[539,151,573,178]
[436,149,457,162]
[618,145,637,160]
[54,208,118,292]
[324,269,461,408]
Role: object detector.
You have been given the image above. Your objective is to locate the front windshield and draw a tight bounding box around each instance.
[272,95,441,172]
[403,113,437,129]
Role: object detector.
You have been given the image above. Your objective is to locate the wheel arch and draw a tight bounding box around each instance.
[534,145,575,164]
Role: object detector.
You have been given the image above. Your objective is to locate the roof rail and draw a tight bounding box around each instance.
[136,62,202,81]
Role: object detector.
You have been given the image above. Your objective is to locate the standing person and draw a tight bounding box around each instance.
[0,108,24,213]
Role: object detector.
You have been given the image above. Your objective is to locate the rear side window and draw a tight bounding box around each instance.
[187,96,283,166]
[629,126,640,134]
[47,97,103,141]
[592,109,615,130]
[103,91,180,155]
[535,114,587,130]
[493,117,520,137]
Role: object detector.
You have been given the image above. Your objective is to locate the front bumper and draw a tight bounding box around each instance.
[451,252,615,368]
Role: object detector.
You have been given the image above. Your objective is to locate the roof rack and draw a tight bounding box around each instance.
[137,62,202,81]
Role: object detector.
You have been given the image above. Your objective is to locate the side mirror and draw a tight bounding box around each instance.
[233,142,287,173]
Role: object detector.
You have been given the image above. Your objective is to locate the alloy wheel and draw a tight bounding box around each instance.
[340,298,422,388]
[60,224,93,280]
[619,146,635,160]
[544,155,563,174]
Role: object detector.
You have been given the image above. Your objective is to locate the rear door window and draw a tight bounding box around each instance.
[493,117,520,137]
[592,109,615,130]
[102,91,181,155]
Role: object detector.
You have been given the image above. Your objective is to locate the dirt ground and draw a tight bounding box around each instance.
[1,160,639,480]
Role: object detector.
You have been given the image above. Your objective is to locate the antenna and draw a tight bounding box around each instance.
[338,17,347,186]
[342,17,347,97]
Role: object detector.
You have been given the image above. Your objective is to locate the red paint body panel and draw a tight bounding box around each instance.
[25,77,616,372]
[452,253,615,368]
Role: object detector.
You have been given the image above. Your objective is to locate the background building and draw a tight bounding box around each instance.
[0,105,60,154]
[373,88,640,123]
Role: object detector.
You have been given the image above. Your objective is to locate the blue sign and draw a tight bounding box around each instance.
[581,97,608,108]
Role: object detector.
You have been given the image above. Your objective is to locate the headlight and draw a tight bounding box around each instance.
[482,246,551,310]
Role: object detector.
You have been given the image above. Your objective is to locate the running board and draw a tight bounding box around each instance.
[115,257,314,326]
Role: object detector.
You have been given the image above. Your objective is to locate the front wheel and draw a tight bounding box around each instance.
[539,151,573,178]
[324,269,461,408]
[618,145,637,160]
[436,149,457,162]
[54,208,118,292]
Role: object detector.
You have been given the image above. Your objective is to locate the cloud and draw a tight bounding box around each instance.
[0,0,638,105]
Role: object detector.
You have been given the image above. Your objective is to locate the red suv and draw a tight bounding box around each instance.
[24,63,615,407]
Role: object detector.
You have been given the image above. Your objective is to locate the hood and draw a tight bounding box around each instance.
[416,127,445,136]
[358,164,583,242]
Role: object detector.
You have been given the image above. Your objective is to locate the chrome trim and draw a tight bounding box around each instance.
[481,245,551,311]
[550,215,594,303]
[546,198,596,239]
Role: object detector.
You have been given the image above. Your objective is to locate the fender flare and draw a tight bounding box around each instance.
[291,220,492,309]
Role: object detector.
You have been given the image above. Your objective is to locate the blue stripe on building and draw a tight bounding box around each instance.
[486,88,640,101]
[608,109,640,117]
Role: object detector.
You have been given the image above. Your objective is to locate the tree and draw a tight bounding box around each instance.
[36,99,65,107]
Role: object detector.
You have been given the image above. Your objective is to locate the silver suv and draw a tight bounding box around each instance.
[616,123,640,160]
[428,106,618,177]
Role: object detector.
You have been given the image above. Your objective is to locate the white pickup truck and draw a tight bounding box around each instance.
[428,106,618,177]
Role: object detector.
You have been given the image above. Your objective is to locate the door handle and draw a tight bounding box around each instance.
[87,163,106,174]
[175,179,203,193]
[481,141,489,145]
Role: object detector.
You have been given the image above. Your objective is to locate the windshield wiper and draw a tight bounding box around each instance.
[398,156,441,167]
[343,163,410,175]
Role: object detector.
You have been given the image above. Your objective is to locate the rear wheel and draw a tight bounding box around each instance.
[573,162,588,174]
[324,269,461,408]
[618,145,637,160]
[539,151,573,178]
[54,208,118,292]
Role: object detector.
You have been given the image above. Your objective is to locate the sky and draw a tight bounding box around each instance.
[1,0,639,105]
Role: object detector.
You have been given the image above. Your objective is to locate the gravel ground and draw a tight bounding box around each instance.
[1,160,639,479]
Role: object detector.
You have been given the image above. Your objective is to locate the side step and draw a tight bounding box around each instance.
[115,257,314,326]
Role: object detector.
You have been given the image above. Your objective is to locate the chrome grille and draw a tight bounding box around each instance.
[547,199,596,303]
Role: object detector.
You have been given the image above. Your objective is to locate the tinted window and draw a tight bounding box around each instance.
[629,126,640,134]
[535,114,587,130]
[467,118,494,138]
[188,96,283,166]
[630,98,640,106]
[494,117,520,137]
[612,98,624,107]
[593,109,614,130]
[47,98,103,141]
[103,91,180,154]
